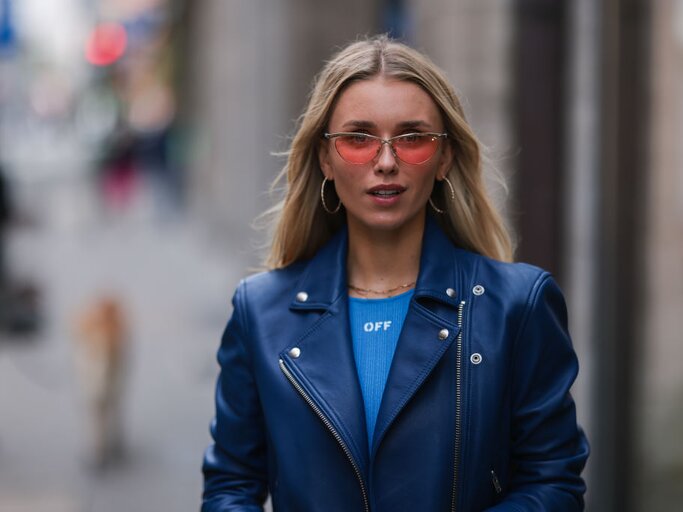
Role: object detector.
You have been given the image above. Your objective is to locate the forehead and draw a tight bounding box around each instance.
[328,77,443,129]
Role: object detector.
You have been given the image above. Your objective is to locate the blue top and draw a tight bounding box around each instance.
[348,289,414,446]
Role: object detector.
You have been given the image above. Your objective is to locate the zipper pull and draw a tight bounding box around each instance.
[490,469,502,494]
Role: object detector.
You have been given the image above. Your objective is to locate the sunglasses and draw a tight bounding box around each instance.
[323,132,448,165]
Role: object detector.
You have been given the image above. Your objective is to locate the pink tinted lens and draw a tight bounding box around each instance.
[335,136,380,164]
[393,136,439,164]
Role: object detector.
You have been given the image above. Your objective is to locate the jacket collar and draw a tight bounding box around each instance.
[289,223,349,311]
[290,214,462,311]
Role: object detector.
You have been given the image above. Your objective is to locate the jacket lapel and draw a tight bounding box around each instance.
[279,228,369,474]
[371,216,463,455]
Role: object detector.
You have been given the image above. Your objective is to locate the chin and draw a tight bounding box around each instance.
[348,210,426,235]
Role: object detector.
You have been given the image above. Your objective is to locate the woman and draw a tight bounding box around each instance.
[202,36,589,511]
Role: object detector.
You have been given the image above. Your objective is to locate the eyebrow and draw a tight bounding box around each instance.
[341,120,376,129]
[341,120,433,130]
[396,120,432,129]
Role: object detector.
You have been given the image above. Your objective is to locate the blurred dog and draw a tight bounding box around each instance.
[73,295,128,469]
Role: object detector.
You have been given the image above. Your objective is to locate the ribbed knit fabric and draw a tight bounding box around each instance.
[348,289,414,447]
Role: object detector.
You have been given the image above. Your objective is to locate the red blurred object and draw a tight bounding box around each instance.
[85,22,127,66]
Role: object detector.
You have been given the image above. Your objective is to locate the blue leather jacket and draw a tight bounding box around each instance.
[202,216,589,511]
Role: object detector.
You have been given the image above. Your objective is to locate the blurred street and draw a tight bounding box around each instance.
[0,192,247,512]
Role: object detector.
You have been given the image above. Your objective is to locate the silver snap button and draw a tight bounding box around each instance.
[470,352,482,364]
[438,328,449,340]
[289,347,301,358]
[446,288,456,298]
[296,291,308,302]
[472,285,485,296]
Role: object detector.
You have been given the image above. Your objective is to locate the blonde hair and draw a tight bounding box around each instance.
[263,35,513,268]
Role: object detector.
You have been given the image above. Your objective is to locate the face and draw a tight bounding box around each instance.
[319,76,452,238]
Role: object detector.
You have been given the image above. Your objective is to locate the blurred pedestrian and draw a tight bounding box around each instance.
[0,164,42,336]
[98,133,140,213]
[202,35,589,511]
[73,295,128,469]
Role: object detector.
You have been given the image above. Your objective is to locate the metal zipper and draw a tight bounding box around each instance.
[279,358,370,512]
[451,300,466,512]
[490,469,502,494]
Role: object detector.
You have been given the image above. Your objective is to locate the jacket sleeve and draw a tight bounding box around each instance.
[485,273,590,512]
[202,281,268,512]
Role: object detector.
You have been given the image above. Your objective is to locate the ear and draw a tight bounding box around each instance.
[436,140,453,181]
[318,140,334,180]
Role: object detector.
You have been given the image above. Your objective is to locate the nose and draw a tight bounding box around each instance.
[374,141,398,173]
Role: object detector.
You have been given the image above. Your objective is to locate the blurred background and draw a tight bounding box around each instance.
[0,0,681,511]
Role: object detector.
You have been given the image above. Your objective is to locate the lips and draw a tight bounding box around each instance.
[367,184,406,197]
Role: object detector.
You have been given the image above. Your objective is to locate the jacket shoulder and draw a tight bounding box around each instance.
[235,260,308,308]
[463,251,572,344]
[456,248,550,291]
[452,248,561,325]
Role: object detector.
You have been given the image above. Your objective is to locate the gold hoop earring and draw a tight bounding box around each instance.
[321,177,342,214]
[428,177,455,214]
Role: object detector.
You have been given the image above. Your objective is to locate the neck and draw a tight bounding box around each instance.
[346,215,424,298]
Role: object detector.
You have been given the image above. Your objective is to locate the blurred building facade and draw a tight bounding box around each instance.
[183,1,683,511]
[640,0,683,508]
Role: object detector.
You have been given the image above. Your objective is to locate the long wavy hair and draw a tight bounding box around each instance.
[263,35,513,268]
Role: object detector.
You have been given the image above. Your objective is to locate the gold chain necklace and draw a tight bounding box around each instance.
[348,281,416,296]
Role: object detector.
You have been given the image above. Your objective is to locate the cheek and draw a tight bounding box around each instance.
[329,161,357,184]
[328,169,357,199]
[416,170,439,195]
[336,176,359,201]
